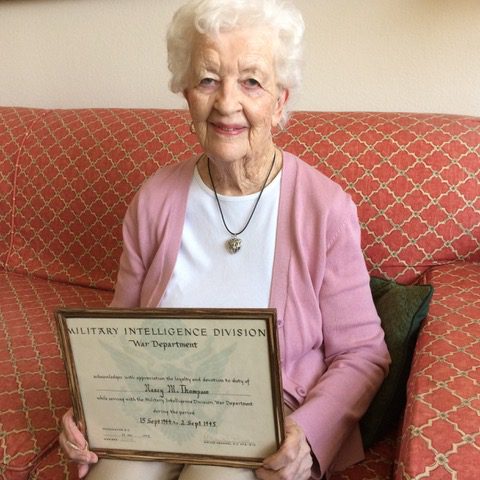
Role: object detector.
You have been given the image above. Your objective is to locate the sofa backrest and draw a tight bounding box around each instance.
[0,108,39,268]
[275,112,480,281]
[0,108,200,290]
[1,107,478,289]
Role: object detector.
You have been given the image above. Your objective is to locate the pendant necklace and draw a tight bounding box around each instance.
[207,151,276,254]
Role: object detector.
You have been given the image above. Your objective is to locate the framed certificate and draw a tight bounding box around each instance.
[55,308,284,468]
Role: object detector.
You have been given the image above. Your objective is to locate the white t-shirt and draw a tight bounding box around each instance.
[159,167,281,308]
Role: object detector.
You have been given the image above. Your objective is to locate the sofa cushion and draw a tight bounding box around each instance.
[396,262,480,480]
[360,277,433,448]
[25,445,77,480]
[0,271,112,480]
[330,430,397,480]
[33,436,399,480]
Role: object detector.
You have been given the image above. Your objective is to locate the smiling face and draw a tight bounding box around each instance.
[184,27,288,167]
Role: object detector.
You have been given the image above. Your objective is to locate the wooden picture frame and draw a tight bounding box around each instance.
[55,308,284,468]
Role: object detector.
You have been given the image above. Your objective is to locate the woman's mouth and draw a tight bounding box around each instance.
[211,122,247,136]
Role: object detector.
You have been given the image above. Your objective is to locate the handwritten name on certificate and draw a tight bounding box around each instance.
[56,308,284,468]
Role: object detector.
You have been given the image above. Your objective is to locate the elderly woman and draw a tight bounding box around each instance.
[60,0,390,479]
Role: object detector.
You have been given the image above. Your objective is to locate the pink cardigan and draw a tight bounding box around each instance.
[111,152,390,477]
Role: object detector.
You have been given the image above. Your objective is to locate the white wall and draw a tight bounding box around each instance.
[1,0,480,115]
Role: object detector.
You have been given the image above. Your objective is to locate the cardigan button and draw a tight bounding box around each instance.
[296,387,306,397]
[277,318,284,327]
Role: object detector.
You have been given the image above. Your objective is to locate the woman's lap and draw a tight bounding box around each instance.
[86,459,257,480]
[180,464,257,480]
[86,459,182,480]
[86,406,293,479]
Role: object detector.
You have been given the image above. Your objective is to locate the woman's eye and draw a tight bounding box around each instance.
[243,78,261,89]
[199,78,217,87]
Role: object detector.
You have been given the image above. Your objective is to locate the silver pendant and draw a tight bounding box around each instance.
[226,237,242,254]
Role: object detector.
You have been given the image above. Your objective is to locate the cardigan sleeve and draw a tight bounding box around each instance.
[289,197,391,475]
[110,159,195,308]
[110,192,146,308]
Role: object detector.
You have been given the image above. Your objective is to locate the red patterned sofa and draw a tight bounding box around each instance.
[1,107,479,480]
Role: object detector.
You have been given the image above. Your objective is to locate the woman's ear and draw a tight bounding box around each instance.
[272,88,289,128]
[183,89,190,106]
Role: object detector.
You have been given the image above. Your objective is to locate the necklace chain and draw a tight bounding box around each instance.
[207,151,276,253]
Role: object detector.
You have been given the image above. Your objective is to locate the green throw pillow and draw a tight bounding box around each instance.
[360,276,434,449]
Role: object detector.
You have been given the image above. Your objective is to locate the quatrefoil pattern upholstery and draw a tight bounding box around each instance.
[396,262,480,479]
[0,109,201,290]
[1,107,479,480]
[275,112,479,281]
[0,108,38,268]
[0,271,112,480]
[1,109,479,287]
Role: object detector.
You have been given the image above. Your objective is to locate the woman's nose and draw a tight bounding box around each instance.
[214,80,241,115]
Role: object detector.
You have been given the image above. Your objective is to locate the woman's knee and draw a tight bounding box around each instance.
[179,464,256,480]
[86,459,183,480]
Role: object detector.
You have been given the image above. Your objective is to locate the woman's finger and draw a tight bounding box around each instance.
[62,409,88,449]
[257,417,312,479]
[59,409,98,470]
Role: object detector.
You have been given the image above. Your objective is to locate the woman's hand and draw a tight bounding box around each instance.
[59,408,98,478]
[256,417,313,480]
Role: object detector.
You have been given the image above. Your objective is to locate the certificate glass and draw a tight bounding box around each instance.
[55,308,284,468]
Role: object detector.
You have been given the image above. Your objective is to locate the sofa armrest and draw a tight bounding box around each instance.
[395,262,480,479]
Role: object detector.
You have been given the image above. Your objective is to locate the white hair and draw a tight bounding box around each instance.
[166,0,305,126]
